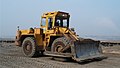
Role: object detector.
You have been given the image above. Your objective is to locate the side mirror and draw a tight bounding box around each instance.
[17,26,20,31]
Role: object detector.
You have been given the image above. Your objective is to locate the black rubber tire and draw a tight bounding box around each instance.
[22,37,39,57]
[51,37,70,53]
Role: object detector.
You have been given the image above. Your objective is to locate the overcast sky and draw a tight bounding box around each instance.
[0,0,120,38]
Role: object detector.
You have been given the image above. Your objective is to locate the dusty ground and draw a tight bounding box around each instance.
[0,43,120,68]
[102,45,120,54]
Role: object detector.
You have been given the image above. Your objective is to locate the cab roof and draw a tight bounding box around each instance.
[42,11,70,18]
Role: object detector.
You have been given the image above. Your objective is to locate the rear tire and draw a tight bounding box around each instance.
[22,37,39,57]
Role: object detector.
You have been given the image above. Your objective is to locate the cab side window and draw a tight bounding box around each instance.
[48,18,53,29]
[41,18,46,26]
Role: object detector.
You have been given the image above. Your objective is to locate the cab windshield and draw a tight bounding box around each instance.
[55,17,69,27]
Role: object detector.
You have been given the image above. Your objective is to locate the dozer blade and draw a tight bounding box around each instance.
[71,39,104,61]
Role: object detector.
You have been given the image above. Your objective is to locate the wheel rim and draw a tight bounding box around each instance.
[55,45,63,52]
[52,41,65,53]
[26,43,31,51]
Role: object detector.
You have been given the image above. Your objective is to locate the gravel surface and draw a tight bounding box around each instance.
[102,45,120,54]
[0,43,120,68]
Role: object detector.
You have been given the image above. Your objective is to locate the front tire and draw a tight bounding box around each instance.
[22,37,39,57]
[51,37,71,53]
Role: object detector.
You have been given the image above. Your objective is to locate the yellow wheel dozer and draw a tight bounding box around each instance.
[15,11,104,62]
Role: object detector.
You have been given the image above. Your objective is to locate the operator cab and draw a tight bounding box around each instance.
[55,12,69,27]
[41,11,70,30]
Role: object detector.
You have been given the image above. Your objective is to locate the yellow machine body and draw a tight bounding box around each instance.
[16,11,72,49]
